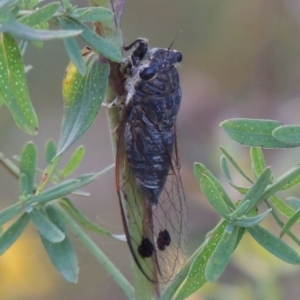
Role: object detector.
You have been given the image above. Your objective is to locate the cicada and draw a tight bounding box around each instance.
[115,38,188,285]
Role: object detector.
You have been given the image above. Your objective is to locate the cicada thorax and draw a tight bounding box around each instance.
[116,38,188,285]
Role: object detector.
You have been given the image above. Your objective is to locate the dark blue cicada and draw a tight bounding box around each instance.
[115,38,188,285]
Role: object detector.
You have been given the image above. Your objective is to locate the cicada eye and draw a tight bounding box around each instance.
[175,52,182,63]
[139,67,156,80]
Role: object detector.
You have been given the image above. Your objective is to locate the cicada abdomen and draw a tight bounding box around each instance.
[116,38,188,285]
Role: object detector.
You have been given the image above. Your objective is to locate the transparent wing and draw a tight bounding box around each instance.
[116,120,188,284]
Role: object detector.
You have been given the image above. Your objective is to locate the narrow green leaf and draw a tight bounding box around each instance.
[58,16,123,62]
[220,146,253,183]
[205,225,238,282]
[36,155,61,194]
[59,146,85,179]
[220,118,300,148]
[0,14,82,41]
[0,0,19,9]
[176,221,227,299]
[240,167,272,212]
[0,203,23,226]
[19,173,28,197]
[280,173,300,191]
[220,156,250,194]
[32,174,96,204]
[61,0,73,10]
[31,22,48,49]
[273,125,300,144]
[270,195,297,220]
[220,155,232,181]
[41,205,78,283]
[57,50,109,155]
[233,200,251,218]
[0,33,38,134]
[30,207,65,243]
[260,165,300,204]
[59,17,86,76]
[45,139,57,165]
[59,198,113,237]
[32,180,80,203]
[234,208,272,227]
[286,197,300,210]
[19,2,60,27]
[200,174,231,218]
[72,7,114,22]
[248,225,300,264]
[20,142,37,195]
[280,209,300,238]
[250,147,265,178]
[19,0,38,10]
[194,162,235,210]
[0,213,30,255]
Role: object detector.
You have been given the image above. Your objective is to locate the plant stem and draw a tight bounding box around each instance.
[55,203,135,299]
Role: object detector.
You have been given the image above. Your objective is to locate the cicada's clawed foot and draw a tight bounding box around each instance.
[103,96,125,109]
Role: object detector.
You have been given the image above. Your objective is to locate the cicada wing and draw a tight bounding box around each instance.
[116,121,188,284]
[151,149,188,283]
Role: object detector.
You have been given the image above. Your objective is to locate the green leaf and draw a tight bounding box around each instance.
[248,225,300,264]
[31,22,49,49]
[30,206,65,243]
[59,146,85,179]
[0,203,23,226]
[59,198,113,237]
[0,33,38,134]
[19,0,38,10]
[176,221,227,299]
[234,208,271,227]
[250,147,265,178]
[240,167,272,212]
[58,16,123,62]
[31,174,96,204]
[59,17,86,76]
[220,156,250,194]
[19,2,60,27]
[280,173,300,191]
[36,155,61,194]
[20,142,37,195]
[270,195,297,220]
[194,162,235,210]
[199,174,231,218]
[41,205,78,283]
[220,119,300,148]
[260,165,300,203]
[220,146,253,183]
[0,12,82,41]
[45,139,57,165]
[57,50,110,155]
[72,7,114,22]
[19,173,28,197]
[0,0,18,9]
[280,209,300,238]
[286,197,300,210]
[273,125,300,144]
[205,224,238,282]
[0,213,30,255]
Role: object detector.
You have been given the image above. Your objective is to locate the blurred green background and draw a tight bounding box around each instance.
[1,0,300,299]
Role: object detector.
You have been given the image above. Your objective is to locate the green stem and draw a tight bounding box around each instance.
[0,151,20,179]
[91,0,158,298]
[258,165,300,205]
[55,203,135,299]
